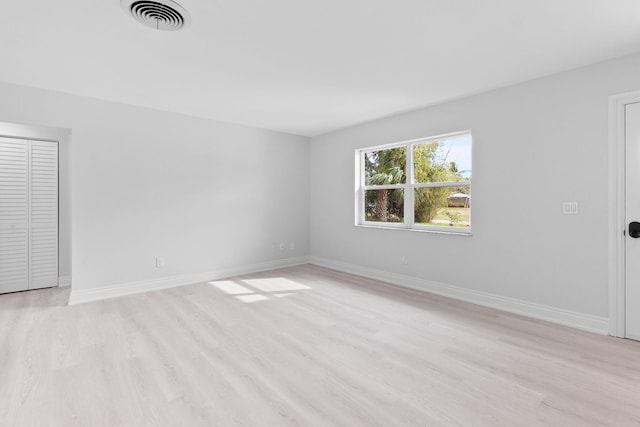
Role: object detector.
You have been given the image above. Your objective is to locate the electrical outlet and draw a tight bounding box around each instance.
[156,257,165,268]
[401,256,408,265]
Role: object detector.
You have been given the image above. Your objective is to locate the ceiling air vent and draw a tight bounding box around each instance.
[121,0,191,31]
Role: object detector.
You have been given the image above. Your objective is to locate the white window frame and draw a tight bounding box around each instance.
[355,130,472,235]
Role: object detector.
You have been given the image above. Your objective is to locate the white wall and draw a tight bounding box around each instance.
[310,53,640,321]
[0,82,310,294]
[2,51,639,323]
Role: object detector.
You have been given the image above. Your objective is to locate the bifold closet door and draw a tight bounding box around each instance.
[0,137,58,294]
[29,140,58,290]
[0,137,29,293]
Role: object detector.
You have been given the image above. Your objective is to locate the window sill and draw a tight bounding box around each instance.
[355,223,472,236]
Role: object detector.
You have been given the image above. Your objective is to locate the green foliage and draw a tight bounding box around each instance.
[414,187,449,223]
[364,189,404,222]
[364,146,406,185]
[364,147,406,221]
[413,142,465,223]
[364,141,466,223]
[441,209,463,226]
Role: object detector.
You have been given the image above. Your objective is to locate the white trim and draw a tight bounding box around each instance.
[26,141,32,289]
[355,223,473,236]
[406,144,415,227]
[58,276,71,287]
[355,149,363,225]
[412,180,471,189]
[0,121,71,142]
[608,90,640,337]
[309,256,609,335]
[360,220,406,229]
[411,224,472,235]
[68,256,309,305]
[361,130,471,152]
[362,183,404,191]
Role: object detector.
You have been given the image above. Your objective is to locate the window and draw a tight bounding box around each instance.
[356,131,472,233]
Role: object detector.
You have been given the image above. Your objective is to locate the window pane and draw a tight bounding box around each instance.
[414,187,470,228]
[364,147,406,185]
[365,189,404,222]
[414,133,471,183]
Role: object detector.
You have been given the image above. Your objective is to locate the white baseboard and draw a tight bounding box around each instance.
[68,256,310,305]
[58,276,71,287]
[309,256,609,335]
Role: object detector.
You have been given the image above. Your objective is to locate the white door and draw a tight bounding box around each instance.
[0,137,29,293]
[0,137,58,294]
[625,102,640,340]
[29,140,59,289]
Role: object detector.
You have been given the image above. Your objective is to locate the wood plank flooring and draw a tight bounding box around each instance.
[1,264,639,426]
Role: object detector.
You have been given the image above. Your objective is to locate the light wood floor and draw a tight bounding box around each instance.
[1,264,639,426]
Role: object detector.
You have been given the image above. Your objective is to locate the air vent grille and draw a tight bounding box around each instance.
[122,0,191,31]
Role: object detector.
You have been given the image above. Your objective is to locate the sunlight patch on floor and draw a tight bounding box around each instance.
[236,294,270,303]
[274,293,295,298]
[209,281,252,295]
[241,278,311,292]
[208,277,312,303]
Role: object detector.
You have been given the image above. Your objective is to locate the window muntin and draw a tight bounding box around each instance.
[357,132,472,233]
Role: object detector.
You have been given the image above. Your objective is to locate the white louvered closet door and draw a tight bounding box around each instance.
[0,137,58,293]
[0,137,29,293]
[29,140,58,289]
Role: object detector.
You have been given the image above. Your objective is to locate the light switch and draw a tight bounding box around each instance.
[562,202,579,215]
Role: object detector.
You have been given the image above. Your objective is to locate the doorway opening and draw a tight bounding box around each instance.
[0,121,71,294]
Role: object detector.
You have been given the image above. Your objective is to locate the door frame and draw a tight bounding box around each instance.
[609,90,640,337]
[0,121,71,289]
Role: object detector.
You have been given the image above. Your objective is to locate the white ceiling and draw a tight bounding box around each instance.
[1,1,640,137]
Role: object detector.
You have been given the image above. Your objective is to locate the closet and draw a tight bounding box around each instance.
[0,136,58,293]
